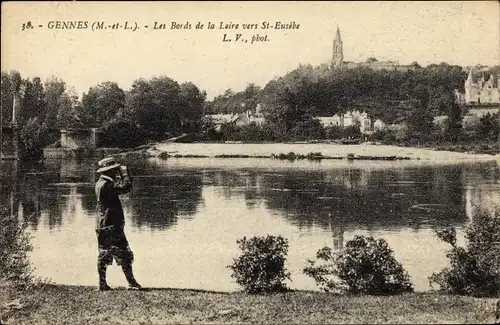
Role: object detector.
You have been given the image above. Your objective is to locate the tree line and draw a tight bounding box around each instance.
[208,62,500,122]
[1,61,499,160]
[204,62,499,147]
[1,71,206,159]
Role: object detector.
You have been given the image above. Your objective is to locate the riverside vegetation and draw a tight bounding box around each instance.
[2,63,499,162]
[1,207,499,324]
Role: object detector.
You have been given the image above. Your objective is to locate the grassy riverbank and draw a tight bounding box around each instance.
[1,284,497,324]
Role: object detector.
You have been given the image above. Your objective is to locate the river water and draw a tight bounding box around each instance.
[1,154,499,292]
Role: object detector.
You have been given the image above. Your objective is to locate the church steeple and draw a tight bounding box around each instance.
[465,69,473,86]
[335,25,342,43]
[331,25,344,69]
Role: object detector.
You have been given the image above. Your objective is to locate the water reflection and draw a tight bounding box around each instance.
[128,172,204,230]
[203,164,471,232]
[1,157,499,292]
[2,159,499,233]
[1,158,205,232]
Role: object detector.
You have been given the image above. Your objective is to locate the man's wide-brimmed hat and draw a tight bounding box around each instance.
[97,157,121,173]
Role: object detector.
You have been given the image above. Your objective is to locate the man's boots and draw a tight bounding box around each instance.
[122,264,142,290]
[98,263,111,291]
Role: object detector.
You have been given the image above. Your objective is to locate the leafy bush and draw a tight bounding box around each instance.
[229,235,291,294]
[429,208,500,297]
[303,235,414,295]
[0,208,35,287]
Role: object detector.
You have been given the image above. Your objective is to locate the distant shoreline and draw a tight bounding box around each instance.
[137,142,499,162]
[39,141,500,162]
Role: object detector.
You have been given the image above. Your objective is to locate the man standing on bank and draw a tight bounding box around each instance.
[95,157,142,291]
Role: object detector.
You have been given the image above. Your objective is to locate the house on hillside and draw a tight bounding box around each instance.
[455,69,500,105]
[435,110,498,129]
[204,113,239,131]
[317,110,373,134]
[234,110,265,127]
[317,115,342,128]
[433,115,449,132]
[205,104,266,131]
[373,119,386,131]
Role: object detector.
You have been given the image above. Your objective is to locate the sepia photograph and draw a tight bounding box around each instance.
[1,1,500,324]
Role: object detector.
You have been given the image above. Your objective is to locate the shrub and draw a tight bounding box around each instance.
[158,152,170,159]
[0,208,35,287]
[306,152,323,160]
[303,235,414,295]
[229,235,291,294]
[429,208,500,297]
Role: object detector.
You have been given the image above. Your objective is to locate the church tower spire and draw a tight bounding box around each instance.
[465,68,473,87]
[331,25,344,69]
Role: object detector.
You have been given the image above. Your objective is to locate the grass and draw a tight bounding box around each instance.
[1,284,497,324]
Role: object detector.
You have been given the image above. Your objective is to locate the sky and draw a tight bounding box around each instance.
[2,1,499,100]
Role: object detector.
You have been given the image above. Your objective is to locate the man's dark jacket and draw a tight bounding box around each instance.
[95,174,132,248]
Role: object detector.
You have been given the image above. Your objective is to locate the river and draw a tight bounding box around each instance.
[1,154,499,292]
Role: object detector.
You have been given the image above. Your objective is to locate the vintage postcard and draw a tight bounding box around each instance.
[1,1,499,324]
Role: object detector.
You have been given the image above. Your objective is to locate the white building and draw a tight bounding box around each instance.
[234,110,265,127]
[456,70,500,105]
[373,119,386,131]
[204,113,239,131]
[205,104,265,130]
[317,110,373,134]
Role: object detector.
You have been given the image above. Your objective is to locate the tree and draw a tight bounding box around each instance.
[444,99,463,142]
[406,86,435,142]
[289,118,325,141]
[19,117,49,160]
[477,113,500,142]
[430,209,500,297]
[44,77,79,129]
[265,77,318,132]
[126,76,182,138]
[11,71,22,92]
[1,71,19,123]
[410,61,422,69]
[242,83,261,111]
[99,119,145,148]
[78,82,125,127]
[178,82,207,133]
[20,77,46,124]
[56,87,79,128]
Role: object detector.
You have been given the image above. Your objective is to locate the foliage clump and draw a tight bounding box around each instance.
[229,235,291,294]
[429,208,500,297]
[0,208,35,287]
[304,235,414,295]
